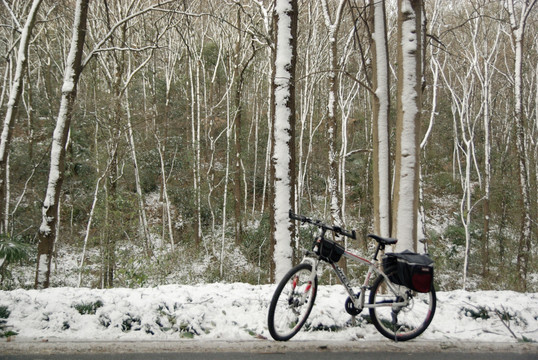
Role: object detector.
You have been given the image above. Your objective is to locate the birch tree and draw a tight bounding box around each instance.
[0,0,43,234]
[258,1,276,219]
[370,0,391,238]
[471,5,502,276]
[35,0,175,288]
[232,7,244,246]
[442,51,482,290]
[506,0,537,290]
[271,0,297,282]
[35,0,90,289]
[418,0,442,248]
[433,3,500,289]
[295,2,323,215]
[146,17,178,253]
[184,19,205,247]
[392,0,422,252]
[125,83,151,256]
[320,0,346,229]
[231,5,258,245]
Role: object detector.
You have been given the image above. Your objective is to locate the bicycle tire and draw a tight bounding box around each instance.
[267,263,318,341]
[368,274,436,341]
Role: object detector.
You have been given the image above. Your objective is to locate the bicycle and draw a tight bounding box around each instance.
[267,211,436,342]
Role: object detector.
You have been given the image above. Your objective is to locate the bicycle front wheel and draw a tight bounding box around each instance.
[267,263,318,341]
[369,274,436,341]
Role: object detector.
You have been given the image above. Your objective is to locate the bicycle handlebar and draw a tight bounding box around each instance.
[289,210,356,240]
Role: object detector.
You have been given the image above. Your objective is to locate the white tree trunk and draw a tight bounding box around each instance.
[36,0,89,289]
[371,0,391,238]
[272,0,296,282]
[156,135,174,250]
[253,0,275,219]
[321,0,346,228]
[474,12,501,274]
[261,37,274,216]
[220,87,232,279]
[0,0,43,233]
[460,139,473,290]
[0,64,9,111]
[393,0,422,252]
[261,78,272,215]
[534,63,538,217]
[78,170,107,287]
[506,0,536,288]
[4,153,9,232]
[125,88,151,255]
[188,55,203,245]
[439,20,484,288]
[418,41,440,249]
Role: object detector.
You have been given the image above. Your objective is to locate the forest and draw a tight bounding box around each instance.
[0,0,536,293]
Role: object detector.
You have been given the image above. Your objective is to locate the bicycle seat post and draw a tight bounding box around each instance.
[373,243,385,261]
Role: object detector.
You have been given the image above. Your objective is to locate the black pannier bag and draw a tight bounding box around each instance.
[382,250,434,293]
[314,238,345,263]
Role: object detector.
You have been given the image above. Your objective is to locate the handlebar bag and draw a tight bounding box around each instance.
[315,238,345,263]
[382,250,434,293]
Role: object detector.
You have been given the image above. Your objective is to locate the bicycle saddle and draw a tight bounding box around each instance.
[367,234,398,245]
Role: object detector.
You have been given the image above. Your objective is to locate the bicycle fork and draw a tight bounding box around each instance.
[290,258,318,307]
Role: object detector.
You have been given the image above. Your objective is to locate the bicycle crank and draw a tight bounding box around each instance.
[345,292,362,315]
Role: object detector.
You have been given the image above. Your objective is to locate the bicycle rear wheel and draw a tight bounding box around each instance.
[267,263,317,341]
[369,274,436,341]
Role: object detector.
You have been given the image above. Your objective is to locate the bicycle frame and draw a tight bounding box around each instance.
[302,247,409,312]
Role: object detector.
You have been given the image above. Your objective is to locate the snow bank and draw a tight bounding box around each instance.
[1,284,537,343]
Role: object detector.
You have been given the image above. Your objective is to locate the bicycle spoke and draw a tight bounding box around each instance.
[268,263,317,341]
[369,275,436,341]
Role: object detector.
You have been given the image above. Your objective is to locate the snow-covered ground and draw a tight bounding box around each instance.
[1,283,537,343]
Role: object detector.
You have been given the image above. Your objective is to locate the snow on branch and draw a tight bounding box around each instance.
[1,0,22,31]
[82,0,200,68]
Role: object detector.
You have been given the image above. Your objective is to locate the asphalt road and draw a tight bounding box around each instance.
[1,352,537,360]
[1,340,537,360]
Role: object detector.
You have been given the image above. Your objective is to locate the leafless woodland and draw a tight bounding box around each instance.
[0,0,536,291]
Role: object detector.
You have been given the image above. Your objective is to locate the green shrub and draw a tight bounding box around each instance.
[0,237,29,263]
[462,306,490,320]
[99,314,111,328]
[122,313,141,332]
[0,305,17,338]
[73,300,104,315]
[0,306,9,319]
[241,215,270,267]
